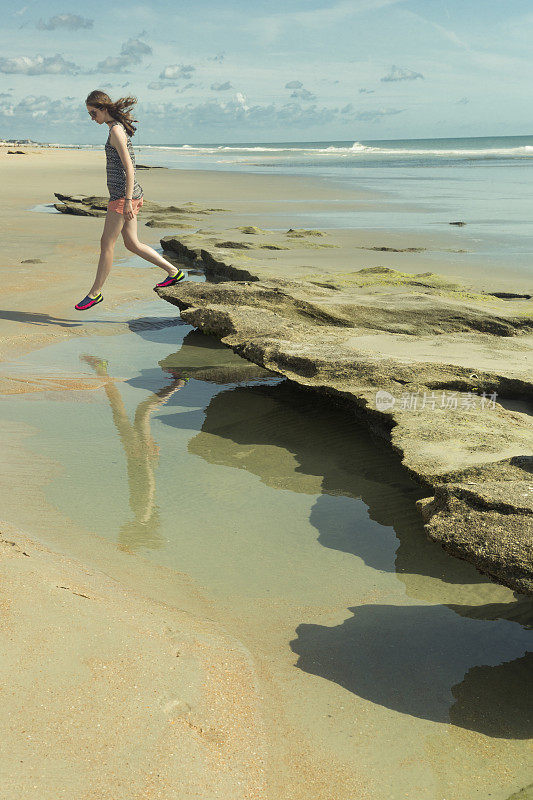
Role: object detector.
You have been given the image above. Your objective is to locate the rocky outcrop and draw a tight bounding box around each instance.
[52,194,226,228]
[505,785,533,800]
[54,193,107,216]
[155,244,533,594]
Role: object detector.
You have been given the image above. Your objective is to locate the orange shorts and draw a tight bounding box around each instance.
[108,196,144,215]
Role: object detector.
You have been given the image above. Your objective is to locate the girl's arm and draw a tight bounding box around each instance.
[109,125,134,199]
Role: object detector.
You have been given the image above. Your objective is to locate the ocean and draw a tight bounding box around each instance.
[61,134,533,278]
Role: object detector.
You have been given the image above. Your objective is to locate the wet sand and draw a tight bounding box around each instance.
[0,146,531,799]
[0,523,267,799]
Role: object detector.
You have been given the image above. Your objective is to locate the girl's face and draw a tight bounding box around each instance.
[86,105,104,124]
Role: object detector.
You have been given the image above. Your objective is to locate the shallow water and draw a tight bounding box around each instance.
[29,203,61,214]
[0,290,531,798]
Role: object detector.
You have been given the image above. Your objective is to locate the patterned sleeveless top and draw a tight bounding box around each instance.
[105,121,143,201]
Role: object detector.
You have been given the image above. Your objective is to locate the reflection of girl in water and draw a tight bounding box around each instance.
[81,355,186,552]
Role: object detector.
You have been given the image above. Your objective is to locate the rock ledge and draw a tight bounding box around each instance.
[155,236,533,594]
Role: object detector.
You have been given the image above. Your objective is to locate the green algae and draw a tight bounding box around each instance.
[305,266,514,304]
[505,786,533,800]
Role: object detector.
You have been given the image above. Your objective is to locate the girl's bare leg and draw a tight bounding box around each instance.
[89,209,126,296]
[121,215,179,275]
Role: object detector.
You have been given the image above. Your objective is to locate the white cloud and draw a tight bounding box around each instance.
[121,38,152,58]
[0,54,80,75]
[17,95,50,116]
[37,14,93,30]
[381,65,423,82]
[290,87,316,101]
[95,38,152,73]
[96,56,133,73]
[208,53,225,62]
[211,81,233,91]
[0,90,407,139]
[235,93,249,112]
[176,83,195,94]
[159,64,195,80]
[353,107,404,120]
[138,94,399,132]
[0,94,81,124]
[0,92,15,116]
[284,81,316,101]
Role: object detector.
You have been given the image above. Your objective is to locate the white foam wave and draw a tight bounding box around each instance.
[137,142,375,156]
[351,146,533,156]
[138,144,300,153]
[136,141,533,158]
[346,142,533,157]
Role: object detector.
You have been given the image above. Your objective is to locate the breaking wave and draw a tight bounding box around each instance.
[137,140,533,159]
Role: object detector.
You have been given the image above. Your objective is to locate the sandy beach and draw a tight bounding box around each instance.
[0,145,531,799]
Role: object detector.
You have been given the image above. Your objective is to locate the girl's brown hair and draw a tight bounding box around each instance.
[86,90,139,137]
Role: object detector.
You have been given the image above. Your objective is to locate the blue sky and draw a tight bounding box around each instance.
[1,0,532,143]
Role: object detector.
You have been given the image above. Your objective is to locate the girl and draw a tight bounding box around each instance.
[76,90,185,311]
